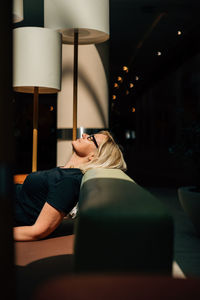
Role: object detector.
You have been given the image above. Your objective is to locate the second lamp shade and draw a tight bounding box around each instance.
[13,27,62,93]
[44,0,110,44]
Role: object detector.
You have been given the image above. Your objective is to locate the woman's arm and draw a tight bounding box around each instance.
[13,202,65,241]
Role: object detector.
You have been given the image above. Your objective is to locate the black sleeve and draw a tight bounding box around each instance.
[46,177,80,214]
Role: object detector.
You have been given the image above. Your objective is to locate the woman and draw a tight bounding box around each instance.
[13,131,127,241]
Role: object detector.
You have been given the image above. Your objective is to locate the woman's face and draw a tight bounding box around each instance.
[72,133,106,157]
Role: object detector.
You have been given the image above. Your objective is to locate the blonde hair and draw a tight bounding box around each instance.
[80,131,127,173]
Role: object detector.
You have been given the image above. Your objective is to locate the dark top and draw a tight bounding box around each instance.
[14,167,83,226]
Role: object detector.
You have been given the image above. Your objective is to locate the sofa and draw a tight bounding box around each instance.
[15,168,185,299]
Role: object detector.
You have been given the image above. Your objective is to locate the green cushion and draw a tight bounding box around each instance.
[81,168,134,187]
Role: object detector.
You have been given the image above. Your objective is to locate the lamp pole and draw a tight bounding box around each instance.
[32,86,39,172]
[73,30,79,141]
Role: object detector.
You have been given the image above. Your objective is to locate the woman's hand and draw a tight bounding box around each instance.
[13,202,65,241]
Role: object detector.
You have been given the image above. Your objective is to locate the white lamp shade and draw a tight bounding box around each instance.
[13,27,62,93]
[13,0,24,23]
[44,0,109,44]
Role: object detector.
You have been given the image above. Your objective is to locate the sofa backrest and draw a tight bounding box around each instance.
[81,168,135,186]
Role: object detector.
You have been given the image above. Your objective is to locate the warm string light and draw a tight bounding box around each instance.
[113,73,136,103]
[131,107,136,113]
[112,95,116,100]
[123,65,129,73]
[177,30,182,35]
[157,51,162,56]
[114,82,119,88]
[113,65,139,112]
[117,76,123,83]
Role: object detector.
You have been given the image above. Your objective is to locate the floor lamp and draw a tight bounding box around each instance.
[44,0,109,140]
[13,0,23,23]
[13,26,62,173]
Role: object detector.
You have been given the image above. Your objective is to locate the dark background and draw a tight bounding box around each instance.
[13,0,200,187]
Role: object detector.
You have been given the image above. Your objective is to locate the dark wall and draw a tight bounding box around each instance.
[13,93,57,173]
[13,0,44,28]
[126,53,200,187]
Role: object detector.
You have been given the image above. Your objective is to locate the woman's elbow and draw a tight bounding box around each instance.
[31,224,55,240]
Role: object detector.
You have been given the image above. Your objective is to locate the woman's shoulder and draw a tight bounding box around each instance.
[51,167,83,183]
[56,167,83,175]
[48,168,83,194]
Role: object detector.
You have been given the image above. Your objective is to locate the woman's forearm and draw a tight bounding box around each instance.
[13,225,39,241]
[13,202,65,241]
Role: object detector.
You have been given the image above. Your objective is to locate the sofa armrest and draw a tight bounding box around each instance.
[74,169,173,274]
